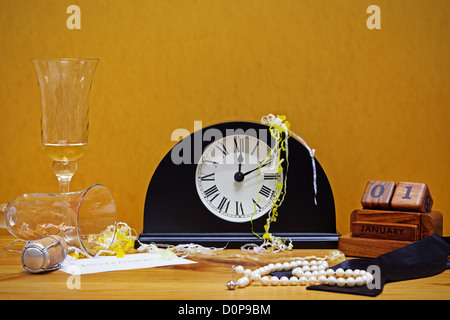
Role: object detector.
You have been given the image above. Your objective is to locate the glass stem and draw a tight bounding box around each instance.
[52,160,77,194]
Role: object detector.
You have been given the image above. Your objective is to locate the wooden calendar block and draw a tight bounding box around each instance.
[351,221,419,241]
[340,180,442,258]
[350,209,421,225]
[350,209,421,241]
[350,209,442,238]
[340,210,443,257]
[421,211,443,238]
[391,182,433,212]
[338,235,413,258]
[361,181,396,210]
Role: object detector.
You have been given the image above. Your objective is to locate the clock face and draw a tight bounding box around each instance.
[195,134,283,222]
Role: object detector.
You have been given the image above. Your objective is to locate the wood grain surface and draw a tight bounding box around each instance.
[0,235,449,300]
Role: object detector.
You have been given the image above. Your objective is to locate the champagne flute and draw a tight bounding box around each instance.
[0,184,117,257]
[32,58,99,193]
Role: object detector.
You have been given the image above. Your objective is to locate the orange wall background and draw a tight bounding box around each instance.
[1,0,449,238]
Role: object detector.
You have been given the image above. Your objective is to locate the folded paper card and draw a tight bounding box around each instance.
[59,253,196,275]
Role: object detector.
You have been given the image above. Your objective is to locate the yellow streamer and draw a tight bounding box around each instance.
[69,222,138,259]
[249,114,292,251]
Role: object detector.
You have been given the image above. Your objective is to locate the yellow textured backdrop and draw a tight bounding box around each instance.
[1,0,449,238]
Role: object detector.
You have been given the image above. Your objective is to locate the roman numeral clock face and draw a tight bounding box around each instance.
[195,134,283,223]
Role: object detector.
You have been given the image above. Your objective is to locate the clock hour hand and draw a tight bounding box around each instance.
[237,153,243,171]
[236,138,244,173]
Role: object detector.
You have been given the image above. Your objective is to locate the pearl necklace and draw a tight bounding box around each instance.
[226,259,374,289]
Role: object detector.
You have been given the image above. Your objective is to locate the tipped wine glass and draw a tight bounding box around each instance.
[32,58,99,193]
[0,184,117,257]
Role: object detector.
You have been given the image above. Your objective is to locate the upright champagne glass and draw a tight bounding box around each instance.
[32,58,99,193]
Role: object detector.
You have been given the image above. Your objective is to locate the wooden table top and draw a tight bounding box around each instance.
[0,235,449,301]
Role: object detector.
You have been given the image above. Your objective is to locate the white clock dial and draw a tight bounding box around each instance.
[195,134,283,223]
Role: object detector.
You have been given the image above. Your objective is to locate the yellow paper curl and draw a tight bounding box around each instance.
[69,222,137,259]
[249,114,292,251]
[249,114,317,252]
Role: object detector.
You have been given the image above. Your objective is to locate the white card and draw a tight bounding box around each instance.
[59,253,196,275]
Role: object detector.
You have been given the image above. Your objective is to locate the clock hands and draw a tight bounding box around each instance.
[234,159,272,182]
[237,148,244,173]
[196,133,282,223]
[234,137,244,181]
[242,159,272,176]
[236,137,244,171]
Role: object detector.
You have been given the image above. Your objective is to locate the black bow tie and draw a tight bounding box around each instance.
[272,234,450,297]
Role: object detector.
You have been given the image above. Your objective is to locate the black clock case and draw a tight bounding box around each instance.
[138,121,339,248]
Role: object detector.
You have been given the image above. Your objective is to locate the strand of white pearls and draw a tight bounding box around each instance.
[227,259,373,289]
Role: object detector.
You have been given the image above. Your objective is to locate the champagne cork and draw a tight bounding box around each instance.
[21,235,68,273]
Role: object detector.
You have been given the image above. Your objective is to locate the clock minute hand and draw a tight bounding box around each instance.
[242,160,272,177]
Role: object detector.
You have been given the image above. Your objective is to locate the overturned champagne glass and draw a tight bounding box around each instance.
[0,184,117,258]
